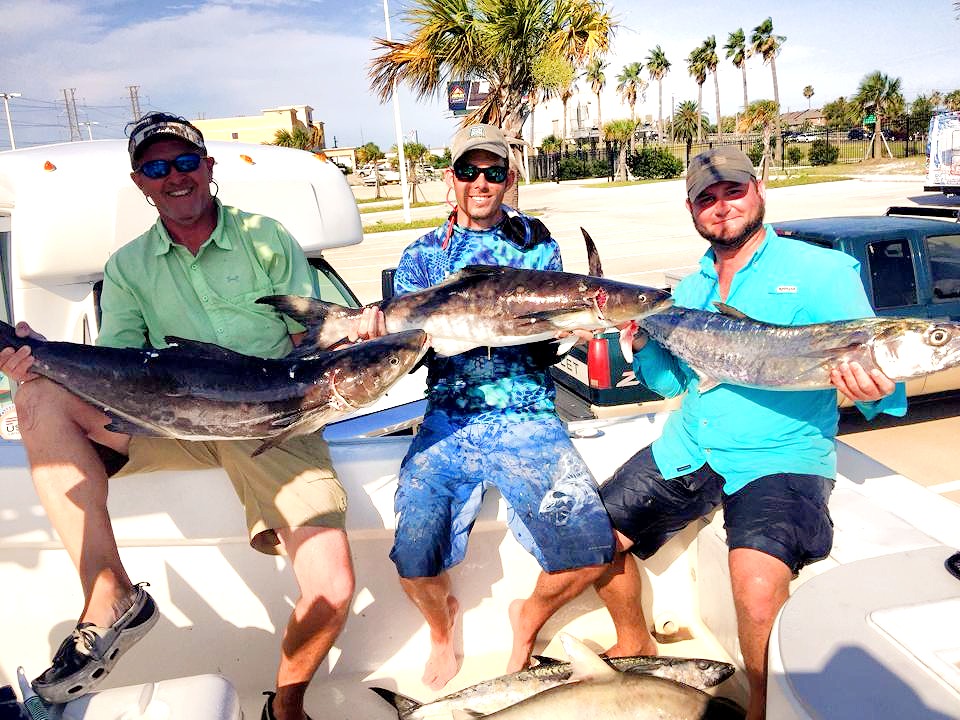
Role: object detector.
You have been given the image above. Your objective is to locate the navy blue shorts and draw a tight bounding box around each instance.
[600,445,834,573]
[390,414,615,578]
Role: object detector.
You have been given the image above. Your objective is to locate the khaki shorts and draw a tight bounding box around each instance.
[111,435,346,555]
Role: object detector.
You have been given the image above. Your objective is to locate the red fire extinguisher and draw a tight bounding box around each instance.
[587,334,611,390]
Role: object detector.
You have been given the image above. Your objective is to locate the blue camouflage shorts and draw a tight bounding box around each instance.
[390,413,615,577]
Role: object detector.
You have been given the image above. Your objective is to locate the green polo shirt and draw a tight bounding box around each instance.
[97,201,317,359]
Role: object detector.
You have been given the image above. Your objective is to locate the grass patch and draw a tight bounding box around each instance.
[358,201,441,214]
[355,196,396,204]
[363,217,448,233]
[766,174,851,188]
[583,178,670,188]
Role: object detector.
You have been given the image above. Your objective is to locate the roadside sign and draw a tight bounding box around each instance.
[864,114,876,124]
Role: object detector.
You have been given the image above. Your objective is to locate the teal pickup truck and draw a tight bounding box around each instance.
[551,207,960,418]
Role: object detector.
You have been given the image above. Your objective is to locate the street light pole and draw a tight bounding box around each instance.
[383,0,411,223]
[0,92,21,150]
[79,121,99,140]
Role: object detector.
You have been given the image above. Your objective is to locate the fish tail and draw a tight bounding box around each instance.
[0,319,29,350]
[258,295,362,350]
[368,687,420,718]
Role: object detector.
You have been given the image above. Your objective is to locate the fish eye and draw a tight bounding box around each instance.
[389,355,400,366]
[930,328,951,346]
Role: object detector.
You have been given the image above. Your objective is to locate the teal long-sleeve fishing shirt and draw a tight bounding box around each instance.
[635,225,907,495]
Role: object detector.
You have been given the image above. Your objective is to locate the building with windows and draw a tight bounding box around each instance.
[193,105,325,148]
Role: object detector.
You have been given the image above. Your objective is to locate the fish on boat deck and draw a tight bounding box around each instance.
[371,635,740,720]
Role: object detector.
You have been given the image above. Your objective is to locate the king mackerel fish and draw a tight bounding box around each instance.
[0,321,427,456]
[640,303,960,392]
[258,265,673,358]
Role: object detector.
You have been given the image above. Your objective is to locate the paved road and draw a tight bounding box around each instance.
[328,174,960,505]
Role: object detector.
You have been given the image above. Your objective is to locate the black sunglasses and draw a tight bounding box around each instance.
[137,153,204,179]
[453,163,508,184]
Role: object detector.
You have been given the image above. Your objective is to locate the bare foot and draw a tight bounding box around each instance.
[506,598,534,673]
[422,595,461,691]
[604,635,658,658]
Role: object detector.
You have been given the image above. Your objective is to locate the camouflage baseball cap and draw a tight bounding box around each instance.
[450,124,509,165]
[685,146,757,203]
[127,112,206,168]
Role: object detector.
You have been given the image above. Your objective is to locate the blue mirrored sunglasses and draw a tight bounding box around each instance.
[137,153,203,179]
[453,162,508,183]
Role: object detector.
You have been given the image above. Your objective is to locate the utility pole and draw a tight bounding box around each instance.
[62,88,81,141]
[127,85,142,121]
[0,92,20,150]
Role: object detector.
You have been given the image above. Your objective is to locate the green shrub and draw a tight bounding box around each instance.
[808,139,839,166]
[589,159,612,177]
[785,146,805,166]
[627,147,683,179]
[557,157,591,180]
[746,139,765,167]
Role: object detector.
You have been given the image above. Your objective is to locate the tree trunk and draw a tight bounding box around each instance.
[770,55,782,161]
[618,144,628,181]
[658,80,664,142]
[696,84,704,143]
[629,102,636,154]
[713,71,723,143]
[741,65,748,118]
[596,91,603,138]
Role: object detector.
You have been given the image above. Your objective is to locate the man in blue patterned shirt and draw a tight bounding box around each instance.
[354,124,614,690]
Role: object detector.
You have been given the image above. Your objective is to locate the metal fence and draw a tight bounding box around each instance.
[529,113,931,181]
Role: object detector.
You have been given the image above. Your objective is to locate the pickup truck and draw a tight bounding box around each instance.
[552,206,960,416]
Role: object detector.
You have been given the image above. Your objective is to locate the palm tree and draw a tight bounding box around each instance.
[617,62,646,153]
[560,77,578,143]
[646,45,671,142]
[530,53,576,157]
[404,141,429,203]
[686,46,708,143]
[945,90,960,111]
[854,70,904,158]
[701,35,722,143]
[725,29,749,119]
[272,127,314,150]
[751,17,786,161]
[738,99,779,182]
[585,56,608,136]
[603,118,635,181]
[369,0,615,208]
[671,100,705,166]
[803,85,814,110]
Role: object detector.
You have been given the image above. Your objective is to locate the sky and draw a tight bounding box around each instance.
[0,0,958,152]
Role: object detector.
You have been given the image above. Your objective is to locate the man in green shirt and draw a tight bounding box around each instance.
[0,113,350,720]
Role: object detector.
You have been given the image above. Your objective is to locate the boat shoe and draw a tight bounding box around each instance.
[32,583,159,704]
[262,691,315,720]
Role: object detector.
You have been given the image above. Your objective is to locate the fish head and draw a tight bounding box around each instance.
[326,330,428,407]
[871,318,960,380]
[591,282,673,325]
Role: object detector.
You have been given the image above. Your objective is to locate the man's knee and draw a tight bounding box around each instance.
[13,377,71,422]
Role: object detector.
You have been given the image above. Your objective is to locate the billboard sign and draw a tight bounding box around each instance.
[447,80,491,117]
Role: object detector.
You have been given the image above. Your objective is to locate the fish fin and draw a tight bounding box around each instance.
[694,370,721,393]
[251,408,341,457]
[531,654,566,666]
[368,687,421,716]
[448,265,504,280]
[581,227,604,278]
[559,633,619,682]
[102,412,158,436]
[619,333,634,365]
[257,295,340,326]
[164,336,250,361]
[430,338,481,357]
[259,295,363,351]
[712,302,753,320]
[517,305,592,322]
[555,336,578,355]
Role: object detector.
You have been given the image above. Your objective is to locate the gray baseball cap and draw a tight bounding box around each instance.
[450,124,509,165]
[128,112,206,168]
[685,146,757,202]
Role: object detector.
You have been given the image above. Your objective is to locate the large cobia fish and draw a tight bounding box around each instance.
[640,304,960,392]
[371,652,734,720]
[428,634,742,719]
[0,321,427,456]
[258,265,673,357]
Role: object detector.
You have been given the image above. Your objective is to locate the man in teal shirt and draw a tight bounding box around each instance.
[599,147,904,720]
[0,113,348,720]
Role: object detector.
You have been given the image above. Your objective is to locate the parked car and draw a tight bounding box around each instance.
[795,132,819,143]
[847,128,870,140]
[361,167,401,185]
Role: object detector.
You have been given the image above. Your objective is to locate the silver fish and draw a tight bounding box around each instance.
[640,303,960,392]
[258,265,673,357]
[0,321,427,456]
[370,649,734,720]
[445,634,742,719]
